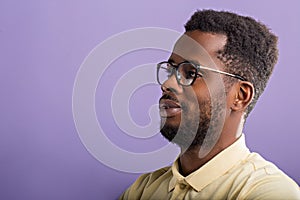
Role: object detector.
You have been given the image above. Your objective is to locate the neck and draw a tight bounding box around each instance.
[179,143,223,176]
[178,117,244,176]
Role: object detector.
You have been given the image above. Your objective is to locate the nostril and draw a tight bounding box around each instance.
[161,85,173,92]
[161,85,177,95]
[161,85,167,92]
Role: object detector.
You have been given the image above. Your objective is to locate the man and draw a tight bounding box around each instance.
[119,10,300,199]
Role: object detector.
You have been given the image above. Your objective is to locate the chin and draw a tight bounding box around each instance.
[160,111,182,126]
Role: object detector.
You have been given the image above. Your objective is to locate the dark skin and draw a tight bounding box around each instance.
[160,30,254,176]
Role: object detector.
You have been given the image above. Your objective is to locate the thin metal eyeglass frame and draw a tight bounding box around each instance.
[156,61,246,86]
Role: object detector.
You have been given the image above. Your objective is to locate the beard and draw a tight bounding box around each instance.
[160,94,226,153]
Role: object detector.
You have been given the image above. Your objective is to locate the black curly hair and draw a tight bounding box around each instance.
[185,9,278,117]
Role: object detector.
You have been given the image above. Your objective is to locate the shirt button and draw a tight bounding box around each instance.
[179,184,186,189]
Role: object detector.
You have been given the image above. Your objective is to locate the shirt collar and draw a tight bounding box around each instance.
[168,134,250,192]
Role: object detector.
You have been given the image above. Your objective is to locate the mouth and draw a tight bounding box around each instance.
[159,98,182,118]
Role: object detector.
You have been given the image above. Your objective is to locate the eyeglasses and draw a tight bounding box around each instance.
[156,61,246,86]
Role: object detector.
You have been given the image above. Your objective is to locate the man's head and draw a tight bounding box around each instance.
[158,10,278,151]
[185,9,278,116]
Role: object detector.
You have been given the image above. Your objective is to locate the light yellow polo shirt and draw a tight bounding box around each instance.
[119,135,300,200]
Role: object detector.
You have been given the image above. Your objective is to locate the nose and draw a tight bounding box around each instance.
[161,73,183,94]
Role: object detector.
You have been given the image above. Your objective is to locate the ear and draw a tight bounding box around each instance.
[230,81,254,112]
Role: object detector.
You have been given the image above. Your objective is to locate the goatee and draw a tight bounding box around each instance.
[160,100,211,150]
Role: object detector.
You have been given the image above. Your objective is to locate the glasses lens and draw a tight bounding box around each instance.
[157,62,174,85]
[177,63,197,86]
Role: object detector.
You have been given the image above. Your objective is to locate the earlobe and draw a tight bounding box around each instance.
[231,82,254,112]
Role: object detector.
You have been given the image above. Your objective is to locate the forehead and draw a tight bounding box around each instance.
[171,31,227,68]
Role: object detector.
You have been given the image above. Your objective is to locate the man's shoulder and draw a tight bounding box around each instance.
[242,152,294,178]
[234,152,300,199]
[238,152,297,184]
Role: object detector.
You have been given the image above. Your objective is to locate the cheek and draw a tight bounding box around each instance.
[182,90,211,117]
[193,77,228,106]
[185,82,211,106]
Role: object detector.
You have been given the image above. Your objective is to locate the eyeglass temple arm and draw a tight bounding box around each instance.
[200,66,246,81]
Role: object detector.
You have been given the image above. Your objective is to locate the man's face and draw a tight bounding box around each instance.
[159,31,229,151]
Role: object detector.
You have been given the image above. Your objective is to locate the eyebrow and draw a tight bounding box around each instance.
[167,58,175,64]
[187,59,201,66]
[167,58,201,66]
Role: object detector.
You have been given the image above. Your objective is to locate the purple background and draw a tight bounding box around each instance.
[1,0,299,199]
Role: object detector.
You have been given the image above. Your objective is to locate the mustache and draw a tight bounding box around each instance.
[159,93,179,103]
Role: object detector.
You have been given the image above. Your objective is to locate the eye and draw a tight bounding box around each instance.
[187,70,197,78]
[179,63,198,79]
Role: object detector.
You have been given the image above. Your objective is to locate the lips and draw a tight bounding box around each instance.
[159,98,182,118]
